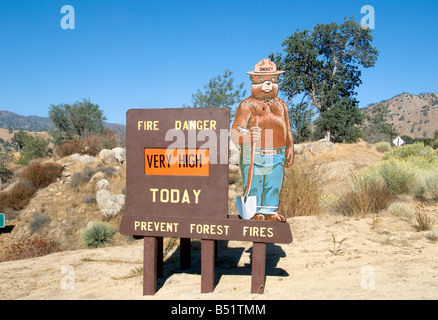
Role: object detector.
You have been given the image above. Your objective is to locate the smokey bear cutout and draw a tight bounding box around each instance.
[231,59,294,221]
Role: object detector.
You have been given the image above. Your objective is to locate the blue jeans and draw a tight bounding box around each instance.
[240,147,285,215]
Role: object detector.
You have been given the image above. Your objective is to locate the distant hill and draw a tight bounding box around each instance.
[0,110,125,133]
[366,93,438,139]
[0,111,52,132]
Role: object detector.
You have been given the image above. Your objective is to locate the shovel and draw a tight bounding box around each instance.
[236,117,260,219]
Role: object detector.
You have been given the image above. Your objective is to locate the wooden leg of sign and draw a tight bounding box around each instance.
[201,239,215,293]
[157,237,163,278]
[180,238,191,270]
[251,242,266,294]
[143,237,157,295]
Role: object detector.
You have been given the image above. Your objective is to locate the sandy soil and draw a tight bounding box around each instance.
[1,213,437,300]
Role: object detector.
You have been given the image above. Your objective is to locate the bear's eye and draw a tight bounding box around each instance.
[271,77,276,82]
[259,77,264,83]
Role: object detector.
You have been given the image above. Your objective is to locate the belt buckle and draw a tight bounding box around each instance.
[260,150,276,156]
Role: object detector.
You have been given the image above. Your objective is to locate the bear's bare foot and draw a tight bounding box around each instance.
[251,214,265,220]
[264,214,286,222]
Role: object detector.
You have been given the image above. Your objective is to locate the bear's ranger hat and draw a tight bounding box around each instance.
[247,59,285,75]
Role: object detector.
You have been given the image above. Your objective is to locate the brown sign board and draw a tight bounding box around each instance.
[119,106,293,295]
[120,215,292,243]
[119,107,293,244]
[122,108,230,221]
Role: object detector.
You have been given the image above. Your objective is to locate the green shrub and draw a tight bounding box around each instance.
[388,202,414,220]
[414,170,438,201]
[375,141,391,153]
[16,135,51,165]
[82,222,116,248]
[374,159,415,194]
[383,142,437,164]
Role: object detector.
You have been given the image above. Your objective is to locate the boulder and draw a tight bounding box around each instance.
[99,149,116,164]
[79,155,98,164]
[228,164,241,185]
[94,179,109,191]
[305,140,335,155]
[96,189,125,218]
[229,140,240,165]
[69,153,80,161]
[112,147,126,163]
[90,171,105,185]
[68,153,98,164]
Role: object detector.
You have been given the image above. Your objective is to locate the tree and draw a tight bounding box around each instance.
[16,135,51,165]
[49,98,106,145]
[363,104,398,143]
[313,100,364,143]
[11,130,29,151]
[185,69,246,118]
[289,101,313,143]
[0,147,14,183]
[270,17,378,142]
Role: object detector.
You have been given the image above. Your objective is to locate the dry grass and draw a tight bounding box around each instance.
[336,172,395,217]
[0,161,63,212]
[414,203,436,231]
[279,164,323,217]
[0,236,61,262]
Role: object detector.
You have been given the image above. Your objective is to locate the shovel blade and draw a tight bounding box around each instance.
[236,195,257,220]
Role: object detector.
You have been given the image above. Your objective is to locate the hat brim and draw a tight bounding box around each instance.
[247,70,285,75]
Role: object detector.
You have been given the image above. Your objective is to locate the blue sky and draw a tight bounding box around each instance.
[0,0,437,125]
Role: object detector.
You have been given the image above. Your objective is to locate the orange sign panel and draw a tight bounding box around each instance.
[144,148,209,176]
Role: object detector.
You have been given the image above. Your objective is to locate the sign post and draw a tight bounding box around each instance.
[0,213,4,229]
[120,107,293,295]
[392,136,405,147]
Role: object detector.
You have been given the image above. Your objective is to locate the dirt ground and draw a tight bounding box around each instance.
[1,141,437,300]
[1,212,437,300]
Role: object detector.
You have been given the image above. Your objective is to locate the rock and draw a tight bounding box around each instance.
[78,155,98,164]
[68,153,97,164]
[229,164,240,174]
[99,149,116,164]
[304,140,335,156]
[112,147,126,163]
[228,164,241,184]
[96,189,125,218]
[229,140,240,165]
[94,179,109,191]
[90,171,105,185]
[69,153,80,161]
[294,144,305,155]
[62,170,71,177]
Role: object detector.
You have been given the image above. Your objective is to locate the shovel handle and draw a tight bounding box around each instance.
[244,117,258,195]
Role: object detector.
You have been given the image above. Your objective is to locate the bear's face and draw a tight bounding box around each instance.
[250,75,279,100]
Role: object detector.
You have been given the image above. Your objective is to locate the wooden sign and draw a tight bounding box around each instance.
[121,215,292,243]
[121,108,229,221]
[120,97,293,296]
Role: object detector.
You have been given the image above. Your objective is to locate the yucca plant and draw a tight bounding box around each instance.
[82,222,116,248]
